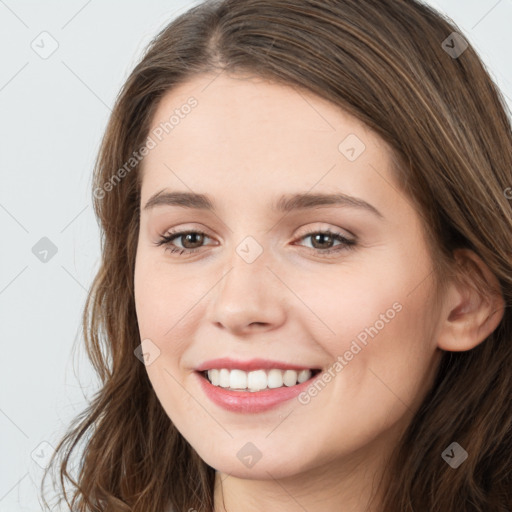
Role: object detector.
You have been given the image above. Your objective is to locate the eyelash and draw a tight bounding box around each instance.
[155,228,356,258]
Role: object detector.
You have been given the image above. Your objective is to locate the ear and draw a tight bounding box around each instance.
[436,248,505,352]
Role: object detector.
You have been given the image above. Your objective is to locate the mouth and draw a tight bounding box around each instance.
[197,367,323,392]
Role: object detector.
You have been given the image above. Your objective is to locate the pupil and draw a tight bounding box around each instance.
[184,233,203,248]
[314,233,332,249]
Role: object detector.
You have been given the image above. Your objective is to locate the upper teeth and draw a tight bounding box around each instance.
[206,368,313,391]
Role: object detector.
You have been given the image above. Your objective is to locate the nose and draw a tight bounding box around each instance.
[206,248,287,335]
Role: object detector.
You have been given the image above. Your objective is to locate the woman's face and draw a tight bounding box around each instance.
[134,72,444,480]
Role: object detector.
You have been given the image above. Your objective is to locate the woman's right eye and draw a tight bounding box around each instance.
[155,230,212,256]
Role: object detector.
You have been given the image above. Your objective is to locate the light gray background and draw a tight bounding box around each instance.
[0,1,510,510]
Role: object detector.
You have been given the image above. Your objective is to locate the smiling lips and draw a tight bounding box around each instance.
[194,357,322,412]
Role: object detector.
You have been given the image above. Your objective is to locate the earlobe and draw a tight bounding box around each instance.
[436,249,505,352]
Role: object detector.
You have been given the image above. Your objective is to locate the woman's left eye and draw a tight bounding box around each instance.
[297,230,356,255]
[155,229,357,257]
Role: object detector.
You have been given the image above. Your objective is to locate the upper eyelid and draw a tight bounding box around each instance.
[162,222,355,238]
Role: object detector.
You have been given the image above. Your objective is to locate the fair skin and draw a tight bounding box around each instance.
[133,72,504,512]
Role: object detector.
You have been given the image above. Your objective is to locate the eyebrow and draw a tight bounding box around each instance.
[143,190,383,218]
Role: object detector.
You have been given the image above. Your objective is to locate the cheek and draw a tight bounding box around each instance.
[133,253,207,395]
[134,252,199,338]
[292,248,439,392]
[134,256,198,427]
[290,268,440,457]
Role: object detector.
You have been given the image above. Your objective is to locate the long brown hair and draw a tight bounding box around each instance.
[40,0,512,510]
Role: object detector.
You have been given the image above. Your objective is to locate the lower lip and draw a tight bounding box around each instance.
[195,371,320,413]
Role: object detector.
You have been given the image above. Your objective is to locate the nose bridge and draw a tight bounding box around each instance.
[206,233,286,331]
[217,235,272,304]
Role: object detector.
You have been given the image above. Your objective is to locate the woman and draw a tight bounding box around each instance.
[41,0,512,510]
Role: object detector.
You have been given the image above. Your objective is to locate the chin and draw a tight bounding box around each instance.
[192,437,314,480]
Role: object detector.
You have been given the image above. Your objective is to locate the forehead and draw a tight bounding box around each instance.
[139,72,399,214]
